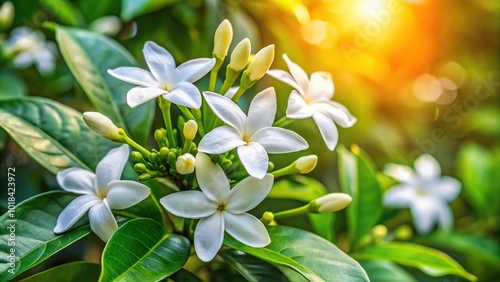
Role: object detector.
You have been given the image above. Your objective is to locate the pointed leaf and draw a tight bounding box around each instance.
[359,261,417,282]
[121,0,179,21]
[18,262,100,282]
[220,249,289,282]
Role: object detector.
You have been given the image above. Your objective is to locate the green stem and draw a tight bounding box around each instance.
[273,204,311,219]
[158,98,176,147]
[271,164,295,178]
[150,190,175,233]
[273,116,294,128]
[231,86,247,102]
[122,134,151,160]
[112,210,141,219]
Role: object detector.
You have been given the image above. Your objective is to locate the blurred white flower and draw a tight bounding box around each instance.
[54,145,151,242]
[90,15,122,36]
[383,154,461,234]
[108,41,215,108]
[267,54,356,150]
[160,153,273,262]
[8,27,57,75]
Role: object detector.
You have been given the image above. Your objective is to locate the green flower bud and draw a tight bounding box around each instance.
[83,112,121,142]
[175,153,196,175]
[0,1,14,30]
[246,44,275,81]
[395,225,413,240]
[310,193,352,213]
[130,151,144,163]
[372,225,388,241]
[138,173,151,181]
[229,38,251,72]
[168,151,177,164]
[134,163,148,173]
[154,129,166,146]
[160,147,170,158]
[261,211,275,225]
[213,19,233,59]
[295,155,318,174]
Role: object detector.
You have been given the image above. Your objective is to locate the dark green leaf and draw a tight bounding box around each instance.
[121,0,179,21]
[0,191,91,280]
[360,261,417,282]
[225,225,369,282]
[220,249,289,282]
[18,262,100,282]
[40,0,83,25]
[100,218,190,282]
[167,268,202,282]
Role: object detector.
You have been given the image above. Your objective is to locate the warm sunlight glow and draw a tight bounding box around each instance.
[358,0,388,18]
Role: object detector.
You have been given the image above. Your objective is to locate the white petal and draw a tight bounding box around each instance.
[384,164,416,183]
[95,145,129,196]
[195,152,230,202]
[107,67,158,87]
[436,204,454,231]
[194,212,224,262]
[160,190,218,218]
[143,41,175,85]
[311,100,357,128]
[246,88,276,135]
[428,176,461,202]
[163,82,201,109]
[286,90,315,119]
[13,52,34,68]
[227,174,274,213]
[308,71,334,101]
[266,69,304,96]
[312,113,339,151]
[106,180,151,209]
[283,54,309,95]
[56,167,95,195]
[250,127,308,153]
[237,143,269,179]
[410,196,444,234]
[198,126,245,154]
[414,154,441,179]
[127,86,166,108]
[203,92,247,130]
[54,194,101,233]
[383,184,418,208]
[224,212,270,247]
[88,200,118,242]
[33,47,55,74]
[223,86,238,99]
[174,58,215,83]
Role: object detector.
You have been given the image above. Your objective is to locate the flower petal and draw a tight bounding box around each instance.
[195,152,230,202]
[251,127,308,154]
[311,100,357,128]
[409,196,445,234]
[107,67,158,87]
[246,87,276,135]
[308,71,334,101]
[283,54,309,95]
[266,69,304,96]
[95,145,129,196]
[174,58,216,84]
[383,184,418,208]
[224,212,270,247]
[163,82,201,109]
[237,143,269,179]
[203,91,247,130]
[428,176,461,202]
[143,41,175,85]
[198,126,245,154]
[227,174,273,213]
[286,90,315,119]
[88,200,118,242]
[106,180,151,209]
[414,154,441,179]
[56,167,95,195]
[194,212,224,262]
[436,204,454,231]
[384,164,416,183]
[160,190,217,218]
[54,194,101,233]
[312,113,338,151]
[127,86,166,108]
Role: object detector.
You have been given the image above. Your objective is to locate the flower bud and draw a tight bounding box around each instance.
[295,155,318,174]
[229,38,251,72]
[130,151,145,163]
[154,129,166,146]
[372,225,388,241]
[261,211,274,225]
[213,19,233,58]
[183,120,198,141]
[134,163,148,173]
[310,193,352,213]
[83,112,120,141]
[175,153,196,175]
[160,147,170,159]
[246,44,275,81]
[0,1,14,30]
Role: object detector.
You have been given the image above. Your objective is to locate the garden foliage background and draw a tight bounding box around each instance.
[0,0,499,281]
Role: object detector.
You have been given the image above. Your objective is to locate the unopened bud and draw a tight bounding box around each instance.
[395,225,413,240]
[213,19,233,58]
[138,173,151,181]
[261,211,274,225]
[160,147,170,158]
[154,129,166,146]
[0,1,14,30]
[295,155,318,174]
[229,38,251,71]
[183,120,198,141]
[134,163,148,173]
[310,193,352,213]
[175,153,196,175]
[83,112,120,141]
[130,151,144,163]
[372,225,388,240]
[246,45,275,81]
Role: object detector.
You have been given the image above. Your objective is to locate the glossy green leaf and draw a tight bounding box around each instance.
[100,218,190,282]
[220,249,289,282]
[121,0,179,21]
[167,269,202,282]
[360,261,417,282]
[40,0,83,25]
[0,97,116,173]
[55,25,154,145]
[338,145,382,247]
[0,191,91,280]
[224,226,369,282]
[18,262,100,282]
[353,242,477,281]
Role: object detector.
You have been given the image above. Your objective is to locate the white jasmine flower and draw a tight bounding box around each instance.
[160,153,273,262]
[175,153,196,175]
[267,54,356,150]
[383,154,461,234]
[7,27,57,75]
[108,41,215,108]
[198,87,308,179]
[54,145,151,242]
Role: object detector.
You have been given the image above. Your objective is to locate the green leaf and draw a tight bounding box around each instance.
[220,249,289,282]
[353,242,477,281]
[121,0,179,21]
[40,0,83,25]
[167,269,202,282]
[338,145,382,247]
[224,226,369,282]
[0,97,116,173]
[18,262,100,282]
[55,25,154,145]
[0,191,91,280]
[0,69,26,98]
[100,218,190,282]
[360,261,417,282]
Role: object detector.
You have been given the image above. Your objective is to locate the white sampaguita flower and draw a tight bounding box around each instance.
[198,87,308,179]
[54,145,151,242]
[108,41,215,108]
[160,153,273,262]
[383,154,461,234]
[267,54,357,150]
